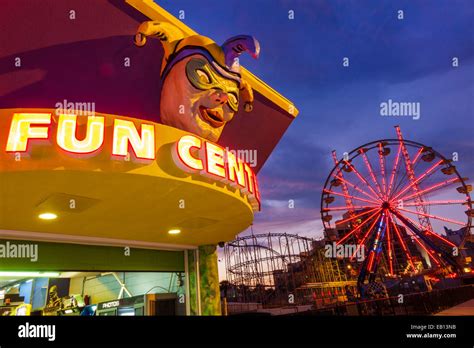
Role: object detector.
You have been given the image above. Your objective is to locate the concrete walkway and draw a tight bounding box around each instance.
[435,299,474,316]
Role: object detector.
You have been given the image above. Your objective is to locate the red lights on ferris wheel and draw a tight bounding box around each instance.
[321,126,472,286]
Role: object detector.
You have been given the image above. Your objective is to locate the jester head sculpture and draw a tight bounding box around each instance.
[134,21,260,142]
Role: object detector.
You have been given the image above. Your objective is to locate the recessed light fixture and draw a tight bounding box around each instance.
[168,229,181,235]
[38,212,57,220]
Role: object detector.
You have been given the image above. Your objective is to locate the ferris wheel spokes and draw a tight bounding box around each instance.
[390,159,444,202]
[321,127,472,286]
[334,172,381,202]
[403,199,467,207]
[336,208,382,245]
[395,177,460,203]
[387,143,403,198]
[397,207,466,226]
[343,160,385,201]
[360,149,385,199]
[335,206,380,225]
[378,143,388,196]
[323,189,379,206]
[411,147,424,168]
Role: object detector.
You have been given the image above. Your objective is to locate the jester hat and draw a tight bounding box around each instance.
[134,21,260,111]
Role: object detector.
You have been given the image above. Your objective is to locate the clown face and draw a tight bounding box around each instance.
[160,54,241,142]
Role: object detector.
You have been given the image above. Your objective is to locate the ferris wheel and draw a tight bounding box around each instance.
[321,126,473,288]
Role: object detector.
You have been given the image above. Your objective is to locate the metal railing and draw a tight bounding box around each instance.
[291,285,474,316]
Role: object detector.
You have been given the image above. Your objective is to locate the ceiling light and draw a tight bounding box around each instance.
[38,212,57,220]
[168,229,181,235]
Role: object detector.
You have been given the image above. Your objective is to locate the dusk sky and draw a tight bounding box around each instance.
[158,0,473,243]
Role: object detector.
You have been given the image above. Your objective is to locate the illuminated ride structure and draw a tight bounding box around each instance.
[224,232,361,307]
[321,126,473,294]
[224,233,318,305]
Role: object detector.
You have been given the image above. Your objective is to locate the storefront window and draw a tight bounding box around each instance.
[0,271,188,316]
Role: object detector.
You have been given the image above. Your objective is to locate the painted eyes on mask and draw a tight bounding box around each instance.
[186,58,240,112]
[194,70,239,111]
[196,69,212,84]
[228,92,238,106]
[196,69,238,106]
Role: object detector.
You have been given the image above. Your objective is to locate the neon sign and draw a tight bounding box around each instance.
[6,113,155,160]
[172,135,260,209]
[6,113,52,152]
[3,112,260,209]
[56,114,105,154]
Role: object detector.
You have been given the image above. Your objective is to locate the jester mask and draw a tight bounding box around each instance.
[134,21,260,142]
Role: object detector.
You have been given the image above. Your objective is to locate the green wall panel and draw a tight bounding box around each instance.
[0,240,184,272]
